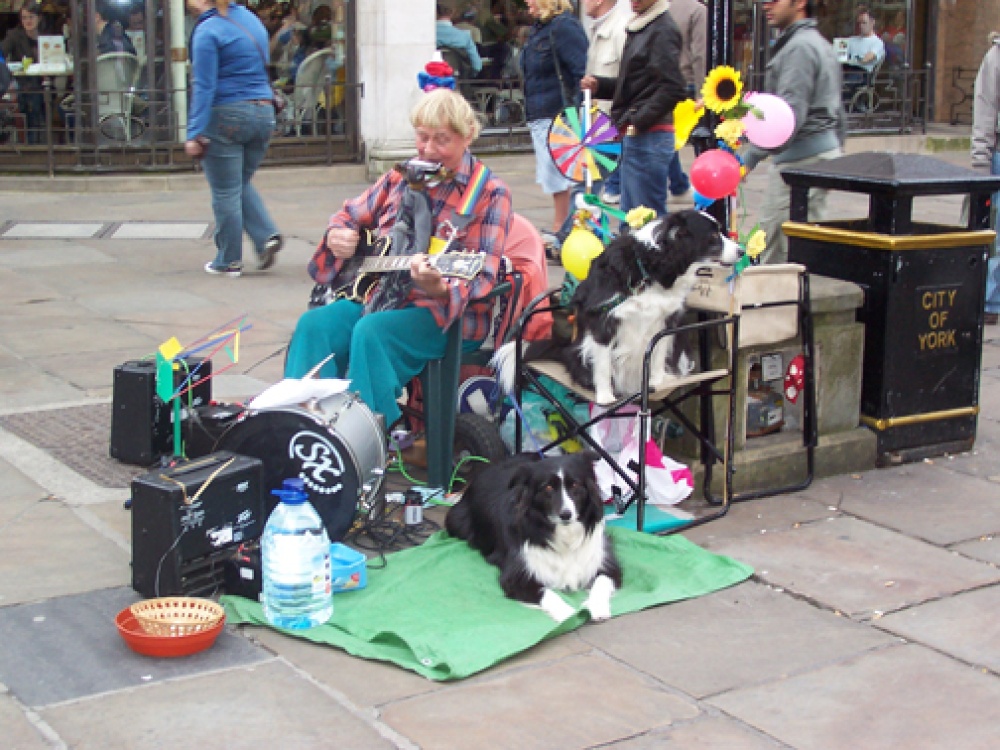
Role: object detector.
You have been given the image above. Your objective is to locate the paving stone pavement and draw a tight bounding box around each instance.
[0,135,998,749]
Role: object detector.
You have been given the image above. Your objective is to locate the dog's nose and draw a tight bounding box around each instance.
[559,509,574,522]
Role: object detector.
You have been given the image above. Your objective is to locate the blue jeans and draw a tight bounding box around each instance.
[668,150,690,195]
[201,102,279,267]
[620,129,674,216]
[987,150,1000,315]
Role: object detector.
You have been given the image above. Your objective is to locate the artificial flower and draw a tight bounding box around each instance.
[745,229,766,258]
[715,119,745,149]
[702,66,743,114]
[626,206,657,229]
[673,99,704,148]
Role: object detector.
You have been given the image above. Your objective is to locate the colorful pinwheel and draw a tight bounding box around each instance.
[547,105,621,184]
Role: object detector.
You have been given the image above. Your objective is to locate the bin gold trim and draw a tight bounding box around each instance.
[860,406,980,431]
[782,222,996,251]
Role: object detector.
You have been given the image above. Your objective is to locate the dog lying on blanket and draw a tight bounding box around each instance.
[445,451,621,623]
[493,210,742,404]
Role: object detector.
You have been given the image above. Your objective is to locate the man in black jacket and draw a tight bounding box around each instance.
[581,0,687,216]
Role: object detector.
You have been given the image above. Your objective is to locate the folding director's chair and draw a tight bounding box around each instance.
[508,263,816,534]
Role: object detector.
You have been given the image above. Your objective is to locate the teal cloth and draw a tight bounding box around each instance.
[222,527,752,681]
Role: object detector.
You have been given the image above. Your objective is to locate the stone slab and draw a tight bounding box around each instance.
[0,692,51,750]
[611,716,785,749]
[684,490,836,548]
[0,318,157,358]
[877,585,1000,672]
[247,619,591,709]
[710,644,1000,750]
[1,223,106,239]
[0,587,269,708]
[0,245,114,269]
[710,516,1000,619]
[819,463,1000,545]
[0,365,85,410]
[0,500,128,605]
[39,658,395,750]
[580,581,894,699]
[110,222,211,240]
[951,535,1000,565]
[77,289,213,317]
[380,652,700,750]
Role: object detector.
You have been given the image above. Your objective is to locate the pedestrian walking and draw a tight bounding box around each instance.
[742,0,845,265]
[185,0,283,278]
[666,0,706,201]
[521,0,588,253]
[971,30,1000,325]
[580,0,687,217]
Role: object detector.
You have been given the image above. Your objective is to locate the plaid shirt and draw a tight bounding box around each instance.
[310,151,512,342]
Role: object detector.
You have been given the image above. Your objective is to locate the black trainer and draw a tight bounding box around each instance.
[258,234,283,270]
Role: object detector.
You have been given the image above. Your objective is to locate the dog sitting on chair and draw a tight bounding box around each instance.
[445,451,621,623]
[493,209,742,404]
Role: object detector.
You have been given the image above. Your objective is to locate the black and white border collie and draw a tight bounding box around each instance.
[445,451,622,623]
[494,209,742,404]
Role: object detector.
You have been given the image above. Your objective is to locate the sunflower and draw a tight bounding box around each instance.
[702,66,743,114]
[715,119,745,149]
[673,99,704,148]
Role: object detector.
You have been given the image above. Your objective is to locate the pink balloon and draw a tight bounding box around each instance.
[742,93,796,149]
[690,149,742,200]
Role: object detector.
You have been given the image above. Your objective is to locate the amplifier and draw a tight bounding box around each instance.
[131,451,264,598]
[110,357,212,465]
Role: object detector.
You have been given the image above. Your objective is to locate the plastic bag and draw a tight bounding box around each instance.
[588,404,694,506]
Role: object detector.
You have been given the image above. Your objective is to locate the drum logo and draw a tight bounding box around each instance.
[289,430,345,495]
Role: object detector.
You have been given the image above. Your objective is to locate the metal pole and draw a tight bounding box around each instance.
[169,0,188,142]
[694,0,734,233]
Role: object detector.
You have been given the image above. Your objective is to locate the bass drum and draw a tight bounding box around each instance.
[218,392,386,542]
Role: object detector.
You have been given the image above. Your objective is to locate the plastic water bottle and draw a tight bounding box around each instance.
[261,486,332,629]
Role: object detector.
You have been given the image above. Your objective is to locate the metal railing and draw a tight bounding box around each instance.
[0,75,363,175]
[741,65,931,136]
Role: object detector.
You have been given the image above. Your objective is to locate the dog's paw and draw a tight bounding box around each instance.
[593,387,616,405]
[584,575,616,622]
[539,589,576,623]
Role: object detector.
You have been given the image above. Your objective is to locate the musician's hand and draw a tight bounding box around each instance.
[410,254,448,298]
[325,227,360,259]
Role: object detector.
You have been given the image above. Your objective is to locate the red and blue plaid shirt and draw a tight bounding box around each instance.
[309,151,512,342]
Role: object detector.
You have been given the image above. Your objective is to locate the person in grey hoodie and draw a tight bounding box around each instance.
[744,0,846,264]
[971,31,1000,324]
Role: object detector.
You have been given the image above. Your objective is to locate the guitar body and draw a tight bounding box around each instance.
[307,229,486,309]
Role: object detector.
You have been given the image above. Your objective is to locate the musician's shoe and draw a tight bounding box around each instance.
[204,261,243,278]
[257,234,283,271]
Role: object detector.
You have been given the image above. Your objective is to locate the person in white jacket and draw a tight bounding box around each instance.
[971,31,1000,324]
[583,0,630,204]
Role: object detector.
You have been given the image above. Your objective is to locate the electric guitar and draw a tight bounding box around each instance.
[308,229,485,308]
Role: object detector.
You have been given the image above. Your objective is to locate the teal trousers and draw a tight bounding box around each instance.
[285,301,467,426]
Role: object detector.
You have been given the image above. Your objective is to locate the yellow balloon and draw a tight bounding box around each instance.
[560,226,604,280]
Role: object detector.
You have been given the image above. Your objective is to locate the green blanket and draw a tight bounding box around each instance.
[223,527,752,681]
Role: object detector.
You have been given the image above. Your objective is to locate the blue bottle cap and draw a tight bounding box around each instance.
[271,488,308,505]
[282,477,305,492]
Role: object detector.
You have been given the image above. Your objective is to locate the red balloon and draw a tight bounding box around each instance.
[689,150,742,200]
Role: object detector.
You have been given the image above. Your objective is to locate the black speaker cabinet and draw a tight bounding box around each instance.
[130,451,264,598]
[110,357,212,465]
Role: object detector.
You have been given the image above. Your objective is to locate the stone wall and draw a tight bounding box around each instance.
[934,0,1000,122]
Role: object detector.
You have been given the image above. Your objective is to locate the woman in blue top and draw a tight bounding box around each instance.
[184,0,282,277]
[520,0,587,250]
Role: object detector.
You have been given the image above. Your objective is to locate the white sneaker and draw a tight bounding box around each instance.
[600,189,620,205]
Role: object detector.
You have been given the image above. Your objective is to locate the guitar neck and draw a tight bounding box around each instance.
[359,255,421,274]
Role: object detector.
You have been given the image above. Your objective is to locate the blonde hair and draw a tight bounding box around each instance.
[411,88,481,141]
[536,0,574,23]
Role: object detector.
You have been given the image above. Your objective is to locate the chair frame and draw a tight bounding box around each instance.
[509,284,741,535]
[505,263,818,533]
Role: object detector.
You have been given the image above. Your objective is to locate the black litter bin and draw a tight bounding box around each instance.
[782,152,1000,465]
